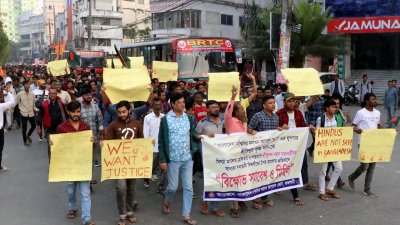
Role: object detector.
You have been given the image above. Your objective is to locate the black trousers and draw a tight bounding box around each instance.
[21,116,36,143]
[0,128,4,167]
[13,105,21,126]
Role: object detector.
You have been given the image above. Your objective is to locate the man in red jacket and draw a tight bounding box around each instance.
[39,87,66,160]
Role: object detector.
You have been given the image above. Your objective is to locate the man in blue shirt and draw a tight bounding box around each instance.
[384,80,398,128]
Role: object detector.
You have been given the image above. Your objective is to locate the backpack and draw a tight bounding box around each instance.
[320,113,339,128]
[35,89,46,109]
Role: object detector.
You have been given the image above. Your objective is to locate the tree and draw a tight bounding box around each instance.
[0,21,9,65]
[290,1,344,67]
[240,0,264,42]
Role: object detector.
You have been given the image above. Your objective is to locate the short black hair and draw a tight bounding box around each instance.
[170,93,184,104]
[280,84,288,92]
[262,95,275,104]
[257,87,264,92]
[185,96,195,111]
[331,95,340,101]
[325,89,330,93]
[323,98,336,110]
[66,100,81,112]
[194,92,204,98]
[116,100,131,110]
[151,78,159,83]
[362,74,368,78]
[364,93,376,102]
[22,80,29,85]
[153,97,162,104]
[206,100,218,108]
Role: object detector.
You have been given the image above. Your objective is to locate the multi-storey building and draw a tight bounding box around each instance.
[121,0,151,44]
[19,11,46,61]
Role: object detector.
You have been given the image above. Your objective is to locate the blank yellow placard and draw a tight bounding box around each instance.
[103,68,150,103]
[314,127,353,163]
[48,60,70,76]
[107,59,123,69]
[48,130,93,182]
[101,138,153,181]
[358,129,397,163]
[152,61,178,82]
[208,72,240,102]
[128,57,144,67]
[282,68,324,96]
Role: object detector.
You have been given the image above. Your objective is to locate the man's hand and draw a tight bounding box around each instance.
[231,86,238,98]
[282,124,289,130]
[99,141,104,149]
[152,139,155,146]
[309,125,316,132]
[49,139,53,146]
[160,163,167,172]
[207,131,215,138]
[353,127,362,134]
[90,136,95,143]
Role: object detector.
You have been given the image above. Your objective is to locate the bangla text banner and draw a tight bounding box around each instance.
[202,128,309,201]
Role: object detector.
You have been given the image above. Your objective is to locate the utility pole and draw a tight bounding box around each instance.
[49,18,52,45]
[88,0,92,50]
[276,0,294,83]
[53,4,56,45]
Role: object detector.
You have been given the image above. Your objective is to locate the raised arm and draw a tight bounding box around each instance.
[247,74,257,103]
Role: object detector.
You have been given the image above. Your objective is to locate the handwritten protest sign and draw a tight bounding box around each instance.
[107,59,123,69]
[152,61,178,82]
[358,129,397,163]
[47,60,70,76]
[314,127,353,163]
[48,130,92,182]
[101,139,153,181]
[281,68,324,96]
[208,72,240,102]
[128,56,144,67]
[202,128,309,201]
[103,68,150,103]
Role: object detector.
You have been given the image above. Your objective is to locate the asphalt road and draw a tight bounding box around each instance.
[0,105,399,225]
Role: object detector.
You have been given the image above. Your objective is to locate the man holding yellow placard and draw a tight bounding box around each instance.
[348,93,381,198]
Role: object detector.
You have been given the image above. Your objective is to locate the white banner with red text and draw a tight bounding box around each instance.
[202,128,309,201]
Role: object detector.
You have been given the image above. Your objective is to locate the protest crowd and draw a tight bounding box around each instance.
[0,63,397,225]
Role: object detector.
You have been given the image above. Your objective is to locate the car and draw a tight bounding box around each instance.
[319,72,336,91]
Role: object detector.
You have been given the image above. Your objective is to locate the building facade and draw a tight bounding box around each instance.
[19,12,46,61]
[326,0,400,77]
[122,0,151,44]
[72,0,123,53]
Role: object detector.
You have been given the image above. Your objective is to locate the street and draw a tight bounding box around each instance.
[0,105,399,225]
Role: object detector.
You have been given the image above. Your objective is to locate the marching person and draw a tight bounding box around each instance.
[15,80,36,146]
[348,93,381,198]
[359,74,372,105]
[316,98,343,201]
[104,100,143,225]
[54,100,95,225]
[0,83,16,172]
[33,79,49,142]
[329,74,345,109]
[159,93,198,225]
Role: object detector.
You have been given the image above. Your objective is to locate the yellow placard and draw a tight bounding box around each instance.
[101,138,153,181]
[48,60,70,76]
[48,130,93,182]
[358,129,397,163]
[128,56,144,67]
[152,61,178,82]
[314,127,353,163]
[103,68,150,103]
[281,68,324,96]
[208,72,240,102]
[107,59,123,69]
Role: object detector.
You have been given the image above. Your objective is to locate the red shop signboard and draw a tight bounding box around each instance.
[176,39,235,53]
[327,16,400,34]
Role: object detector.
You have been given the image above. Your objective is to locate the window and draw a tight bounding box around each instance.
[239,16,245,28]
[221,14,233,26]
[95,39,111,46]
[138,0,144,4]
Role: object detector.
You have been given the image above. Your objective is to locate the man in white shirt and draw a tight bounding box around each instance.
[275,84,287,110]
[329,74,345,109]
[0,83,16,171]
[348,93,381,198]
[143,97,164,188]
[359,74,372,104]
[55,81,71,104]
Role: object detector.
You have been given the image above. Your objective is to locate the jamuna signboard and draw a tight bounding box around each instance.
[327,16,400,34]
[176,39,234,53]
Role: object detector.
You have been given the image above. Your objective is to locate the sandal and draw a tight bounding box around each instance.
[238,201,248,211]
[252,199,263,209]
[162,201,170,214]
[0,166,8,172]
[293,198,304,206]
[181,217,197,225]
[127,215,137,223]
[318,194,329,201]
[67,210,77,219]
[200,202,209,214]
[263,199,274,207]
[118,219,126,225]
[230,209,240,218]
[325,190,340,199]
[84,222,95,225]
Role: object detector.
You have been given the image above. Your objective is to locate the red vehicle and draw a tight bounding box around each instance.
[75,50,106,74]
[120,37,237,79]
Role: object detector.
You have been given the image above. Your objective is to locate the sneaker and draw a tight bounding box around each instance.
[7,127,11,131]
[151,174,158,181]
[16,124,20,129]
[94,160,101,167]
[27,136,32,144]
[144,180,150,188]
[363,190,378,198]
[348,175,355,191]
[0,166,9,172]
[38,138,43,143]
[336,180,346,188]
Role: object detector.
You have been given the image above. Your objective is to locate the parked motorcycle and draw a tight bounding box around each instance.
[344,81,360,106]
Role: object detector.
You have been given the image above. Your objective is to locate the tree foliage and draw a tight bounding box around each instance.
[0,21,9,65]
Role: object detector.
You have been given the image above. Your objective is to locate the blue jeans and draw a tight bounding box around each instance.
[65,181,91,223]
[387,106,396,127]
[165,159,193,217]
